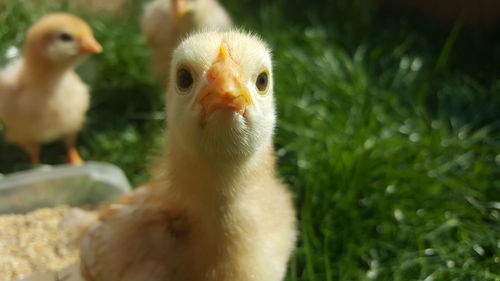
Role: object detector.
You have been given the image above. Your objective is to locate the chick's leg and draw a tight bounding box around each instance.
[63,136,83,165]
[23,143,41,165]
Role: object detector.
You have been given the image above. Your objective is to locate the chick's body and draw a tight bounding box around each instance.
[0,60,89,146]
[142,0,232,84]
[0,13,102,164]
[81,31,297,281]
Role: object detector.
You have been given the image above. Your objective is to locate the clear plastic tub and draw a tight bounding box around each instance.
[0,161,131,214]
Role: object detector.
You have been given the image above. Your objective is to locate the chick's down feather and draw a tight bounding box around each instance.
[80,30,297,281]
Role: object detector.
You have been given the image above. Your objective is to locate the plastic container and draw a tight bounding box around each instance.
[0,161,131,214]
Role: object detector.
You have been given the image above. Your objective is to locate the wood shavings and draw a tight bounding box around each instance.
[0,206,96,281]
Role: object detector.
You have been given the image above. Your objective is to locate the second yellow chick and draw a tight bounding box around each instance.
[0,13,102,165]
[142,0,232,85]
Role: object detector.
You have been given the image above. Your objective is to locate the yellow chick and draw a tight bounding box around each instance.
[0,13,102,165]
[141,0,232,85]
[80,30,297,281]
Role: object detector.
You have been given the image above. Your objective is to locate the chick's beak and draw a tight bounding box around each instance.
[196,43,251,116]
[173,0,190,17]
[78,35,102,54]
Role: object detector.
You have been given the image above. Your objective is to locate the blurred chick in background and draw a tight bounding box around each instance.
[0,13,102,165]
[142,0,232,85]
[80,30,296,281]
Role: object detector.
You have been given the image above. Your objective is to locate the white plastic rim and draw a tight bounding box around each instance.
[0,161,132,214]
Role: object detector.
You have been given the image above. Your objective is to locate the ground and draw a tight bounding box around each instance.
[0,0,499,280]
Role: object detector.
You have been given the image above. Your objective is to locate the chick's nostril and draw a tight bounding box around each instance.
[207,65,224,82]
[222,91,237,99]
[207,71,217,81]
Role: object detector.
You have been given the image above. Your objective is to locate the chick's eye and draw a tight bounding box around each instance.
[177,68,194,91]
[59,32,73,42]
[256,71,268,92]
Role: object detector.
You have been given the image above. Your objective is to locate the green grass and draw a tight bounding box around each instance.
[1,0,499,280]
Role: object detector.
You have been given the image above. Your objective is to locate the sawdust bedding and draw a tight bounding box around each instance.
[0,206,96,281]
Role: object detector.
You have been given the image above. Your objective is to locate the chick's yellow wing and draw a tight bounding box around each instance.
[80,187,185,281]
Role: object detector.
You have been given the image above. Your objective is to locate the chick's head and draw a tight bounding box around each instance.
[24,13,102,66]
[172,0,202,18]
[166,31,276,160]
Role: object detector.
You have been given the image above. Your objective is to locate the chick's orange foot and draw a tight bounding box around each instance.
[67,146,83,165]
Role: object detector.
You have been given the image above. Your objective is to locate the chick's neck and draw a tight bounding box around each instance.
[20,50,73,90]
[162,141,276,214]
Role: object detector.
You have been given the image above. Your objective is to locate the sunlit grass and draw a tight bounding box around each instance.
[0,0,499,280]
